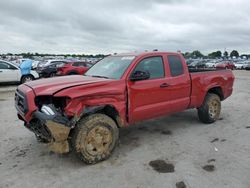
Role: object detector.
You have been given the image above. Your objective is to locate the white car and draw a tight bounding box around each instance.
[206,61,219,68]
[234,62,245,69]
[242,61,250,69]
[37,59,67,68]
[0,60,39,84]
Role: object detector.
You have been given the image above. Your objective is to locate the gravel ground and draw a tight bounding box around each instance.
[0,70,249,188]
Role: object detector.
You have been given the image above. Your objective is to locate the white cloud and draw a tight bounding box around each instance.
[0,0,249,54]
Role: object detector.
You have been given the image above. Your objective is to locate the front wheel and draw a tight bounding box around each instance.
[198,93,221,124]
[21,75,34,83]
[71,113,119,164]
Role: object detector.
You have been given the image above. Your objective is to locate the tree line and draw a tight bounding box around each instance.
[184,50,248,59]
[1,52,107,59]
[1,50,249,59]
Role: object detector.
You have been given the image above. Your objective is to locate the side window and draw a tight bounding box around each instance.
[79,62,86,67]
[72,62,79,67]
[0,62,10,69]
[167,55,184,77]
[133,56,164,79]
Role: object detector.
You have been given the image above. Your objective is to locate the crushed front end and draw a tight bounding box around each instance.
[15,84,73,154]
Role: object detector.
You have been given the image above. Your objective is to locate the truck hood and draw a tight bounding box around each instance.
[24,75,110,95]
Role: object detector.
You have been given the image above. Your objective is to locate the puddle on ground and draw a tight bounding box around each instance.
[149,160,175,173]
[210,138,219,143]
[202,164,215,172]
[176,181,186,188]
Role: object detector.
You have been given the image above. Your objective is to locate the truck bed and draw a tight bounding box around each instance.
[188,67,218,73]
[188,68,234,109]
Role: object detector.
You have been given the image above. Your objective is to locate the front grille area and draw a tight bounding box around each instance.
[15,89,28,114]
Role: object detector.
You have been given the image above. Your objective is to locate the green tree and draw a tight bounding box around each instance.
[230,50,239,57]
[223,51,228,58]
[184,52,191,58]
[191,50,204,58]
[208,51,222,58]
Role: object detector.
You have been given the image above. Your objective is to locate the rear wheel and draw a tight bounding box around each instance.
[21,75,34,83]
[198,93,221,124]
[71,113,119,164]
[49,72,56,77]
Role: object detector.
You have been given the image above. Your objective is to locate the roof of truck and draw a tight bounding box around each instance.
[112,51,181,57]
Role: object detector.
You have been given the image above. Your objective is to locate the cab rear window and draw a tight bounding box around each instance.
[167,55,184,77]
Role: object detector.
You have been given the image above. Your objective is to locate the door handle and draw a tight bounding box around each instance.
[160,83,169,88]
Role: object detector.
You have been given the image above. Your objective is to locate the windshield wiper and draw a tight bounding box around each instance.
[90,75,110,79]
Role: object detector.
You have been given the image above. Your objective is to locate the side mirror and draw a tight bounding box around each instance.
[130,70,150,81]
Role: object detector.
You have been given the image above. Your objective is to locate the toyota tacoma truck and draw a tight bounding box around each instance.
[15,52,234,164]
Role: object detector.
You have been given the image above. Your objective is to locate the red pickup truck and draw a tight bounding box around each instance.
[15,52,234,164]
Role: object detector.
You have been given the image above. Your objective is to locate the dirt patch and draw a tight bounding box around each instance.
[246,126,250,129]
[176,181,186,188]
[12,164,18,168]
[149,160,175,173]
[210,138,219,143]
[161,130,172,135]
[0,99,6,101]
[220,139,227,142]
[202,164,215,172]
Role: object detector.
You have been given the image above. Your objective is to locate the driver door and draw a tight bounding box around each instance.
[0,61,19,82]
[127,56,172,123]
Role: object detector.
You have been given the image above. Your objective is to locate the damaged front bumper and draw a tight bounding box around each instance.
[24,105,73,154]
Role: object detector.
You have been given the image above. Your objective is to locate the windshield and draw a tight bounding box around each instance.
[85,56,135,79]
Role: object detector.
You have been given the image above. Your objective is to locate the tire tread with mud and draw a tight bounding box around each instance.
[71,113,119,164]
[198,93,221,124]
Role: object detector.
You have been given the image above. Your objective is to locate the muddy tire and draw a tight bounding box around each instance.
[198,93,221,124]
[71,113,119,164]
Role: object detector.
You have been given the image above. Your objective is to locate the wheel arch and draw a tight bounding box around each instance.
[207,86,224,100]
[81,105,124,128]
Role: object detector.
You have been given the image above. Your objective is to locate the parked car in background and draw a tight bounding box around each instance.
[37,61,67,78]
[32,61,40,69]
[206,60,220,68]
[244,62,250,70]
[37,59,67,69]
[0,60,39,84]
[57,61,93,76]
[234,61,245,69]
[216,61,236,70]
[188,60,206,69]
